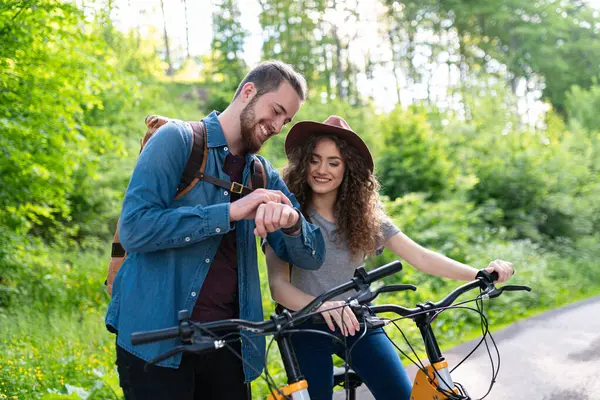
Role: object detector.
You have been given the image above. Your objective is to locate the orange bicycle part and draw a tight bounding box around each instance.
[266,379,309,400]
[411,360,460,399]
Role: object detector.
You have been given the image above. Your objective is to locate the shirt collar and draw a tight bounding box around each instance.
[204,110,261,165]
[203,110,228,148]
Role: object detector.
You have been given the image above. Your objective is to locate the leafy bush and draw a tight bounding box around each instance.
[565,84,600,133]
[377,107,456,201]
[468,121,600,242]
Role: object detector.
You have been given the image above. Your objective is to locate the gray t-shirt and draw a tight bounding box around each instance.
[291,209,400,301]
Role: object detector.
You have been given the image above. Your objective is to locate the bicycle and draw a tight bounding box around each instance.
[131,260,530,399]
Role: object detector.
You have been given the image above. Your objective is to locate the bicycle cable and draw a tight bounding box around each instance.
[382,295,502,400]
[190,321,285,398]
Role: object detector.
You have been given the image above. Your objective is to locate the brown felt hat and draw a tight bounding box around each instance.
[284,115,374,172]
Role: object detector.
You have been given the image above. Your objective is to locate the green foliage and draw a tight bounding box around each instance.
[377,107,456,200]
[466,115,600,241]
[210,0,248,85]
[565,84,600,134]
[437,0,600,115]
[0,309,120,400]
[198,0,248,113]
[381,194,492,263]
[0,236,107,311]
[0,1,156,246]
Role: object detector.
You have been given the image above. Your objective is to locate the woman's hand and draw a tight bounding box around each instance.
[317,301,360,336]
[484,259,514,283]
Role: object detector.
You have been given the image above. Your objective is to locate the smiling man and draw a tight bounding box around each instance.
[105,61,325,399]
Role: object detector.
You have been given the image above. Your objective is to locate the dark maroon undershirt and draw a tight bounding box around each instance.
[192,152,245,322]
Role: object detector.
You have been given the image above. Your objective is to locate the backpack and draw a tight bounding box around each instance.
[105,115,267,296]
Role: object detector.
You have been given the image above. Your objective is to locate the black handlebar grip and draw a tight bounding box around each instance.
[476,269,499,283]
[131,326,180,345]
[365,260,403,283]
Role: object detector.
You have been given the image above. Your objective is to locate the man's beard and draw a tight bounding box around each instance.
[239,96,262,154]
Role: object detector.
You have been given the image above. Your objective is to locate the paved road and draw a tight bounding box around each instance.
[333,295,600,399]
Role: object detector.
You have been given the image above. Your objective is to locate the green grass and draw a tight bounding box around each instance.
[0,309,120,400]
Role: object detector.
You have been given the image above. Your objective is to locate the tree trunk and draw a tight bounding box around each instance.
[386,9,402,106]
[183,0,190,59]
[457,30,471,120]
[332,27,344,100]
[160,0,174,76]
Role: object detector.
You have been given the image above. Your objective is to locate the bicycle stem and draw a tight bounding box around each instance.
[415,312,444,364]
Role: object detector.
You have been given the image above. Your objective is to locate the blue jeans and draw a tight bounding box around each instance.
[290,320,412,400]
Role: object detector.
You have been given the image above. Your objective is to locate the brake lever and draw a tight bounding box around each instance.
[146,345,187,368]
[145,338,226,370]
[376,284,417,294]
[360,315,389,329]
[498,284,532,292]
[482,284,532,300]
[351,284,417,304]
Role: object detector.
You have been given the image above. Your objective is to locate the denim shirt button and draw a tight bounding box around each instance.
[224,146,229,152]
[205,258,210,263]
[224,191,229,196]
[191,292,197,297]
[311,250,316,256]
[184,237,191,242]
[215,228,221,233]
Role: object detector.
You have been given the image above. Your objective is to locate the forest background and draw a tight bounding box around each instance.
[1,0,599,398]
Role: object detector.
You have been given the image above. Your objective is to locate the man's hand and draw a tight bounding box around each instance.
[317,301,360,337]
[253,202,299,238]
[229,189,292,222]
[484,259,514,283]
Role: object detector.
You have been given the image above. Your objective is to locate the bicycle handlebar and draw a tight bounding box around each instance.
[363,260,404,283]
[131,262,529,357]
[131,326,181,346]
[131,260,404,347]
[370,269,530,318]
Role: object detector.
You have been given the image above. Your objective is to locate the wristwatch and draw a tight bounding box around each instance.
[281,210,302,235]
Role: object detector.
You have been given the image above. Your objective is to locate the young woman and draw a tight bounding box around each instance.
[264,115,514,400]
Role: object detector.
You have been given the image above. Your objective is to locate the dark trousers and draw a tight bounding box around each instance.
[116,341,251,400]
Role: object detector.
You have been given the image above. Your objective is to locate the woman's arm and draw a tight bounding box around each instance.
[265,243,315,311]
[384,231,513,282]
[265,244,359,335]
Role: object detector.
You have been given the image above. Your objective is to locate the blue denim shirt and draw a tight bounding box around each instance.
[105,111,325,382]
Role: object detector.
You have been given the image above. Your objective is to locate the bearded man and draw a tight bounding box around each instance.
[106,61,325,399]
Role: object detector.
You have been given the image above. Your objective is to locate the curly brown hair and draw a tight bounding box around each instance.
[282,134,383,258]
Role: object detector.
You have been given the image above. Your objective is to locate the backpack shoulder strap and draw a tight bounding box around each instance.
[175,121,207,198]
[249,155,267,190]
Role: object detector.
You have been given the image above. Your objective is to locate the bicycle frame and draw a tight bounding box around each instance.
[369,270,529,400]
[266,333,311,400]
[268,311,460,400]
[411,313,461,399]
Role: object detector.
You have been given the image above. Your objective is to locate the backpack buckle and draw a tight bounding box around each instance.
[230,182,244,194]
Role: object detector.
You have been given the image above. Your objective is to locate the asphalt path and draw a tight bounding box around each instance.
[333,295,600,399]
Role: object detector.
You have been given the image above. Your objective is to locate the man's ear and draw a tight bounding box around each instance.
[239,82,256,103]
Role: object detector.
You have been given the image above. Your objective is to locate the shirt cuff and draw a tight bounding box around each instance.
[203,203,231,235]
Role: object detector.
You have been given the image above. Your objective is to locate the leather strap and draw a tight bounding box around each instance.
[177,121,207,195]
[195,170,255,195]
[249,155,267,190]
